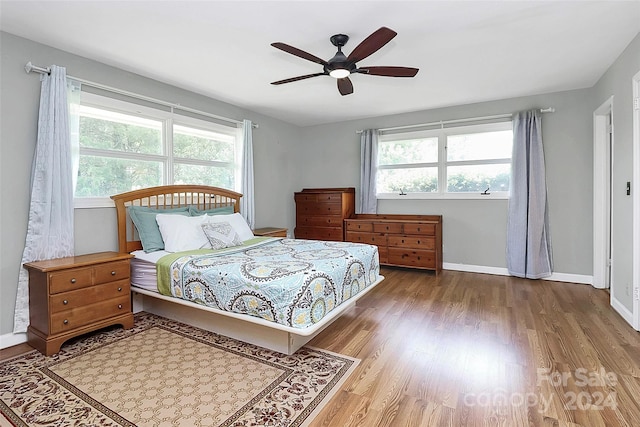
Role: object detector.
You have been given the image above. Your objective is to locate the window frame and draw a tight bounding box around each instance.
[74,92,241,208]
[376,121,513,200]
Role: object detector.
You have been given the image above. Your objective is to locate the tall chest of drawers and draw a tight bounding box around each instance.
[344,214,443,273]
[24,251,134,356]
[294,188,355,241]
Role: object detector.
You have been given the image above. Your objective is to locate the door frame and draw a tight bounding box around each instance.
[632,70,640,330]
[593,97,613,290]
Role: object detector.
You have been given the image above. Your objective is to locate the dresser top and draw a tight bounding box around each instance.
[297,187,355,194]
[23,251,133,272]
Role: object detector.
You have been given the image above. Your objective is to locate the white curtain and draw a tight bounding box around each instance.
[14,66,78,333]
[358,129,379,214]
[506,110,553,279]
[240,119,255,229]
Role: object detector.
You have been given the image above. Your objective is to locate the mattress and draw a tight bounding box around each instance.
[155,238,380,329]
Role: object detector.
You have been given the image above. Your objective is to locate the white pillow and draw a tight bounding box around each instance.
[204,213,255,241]
[155,214,210,252]
[201,222,243,250]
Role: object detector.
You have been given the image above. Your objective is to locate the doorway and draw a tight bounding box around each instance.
[593,97,613,291]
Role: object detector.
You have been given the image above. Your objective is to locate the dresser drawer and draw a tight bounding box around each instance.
[49,279,130,314]
[296,202,343,216]
[49,268,93,294]
[297,215,343,228]
[295,227,344,241]
[404,223,436,235]
[345,231,387,246]
[373,222,403,234]
[295,192,343,203]
[50,295,131,335]
[345,221,373,232]
[388,235,435,250]
[377,247,388,264]
[94,260,130,284]
[388,248,436,269]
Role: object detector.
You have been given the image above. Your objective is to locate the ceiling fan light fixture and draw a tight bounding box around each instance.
[329,68,350,79]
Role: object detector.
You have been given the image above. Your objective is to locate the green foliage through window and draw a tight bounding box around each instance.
[75,96,239,199]
[376,122,513,196]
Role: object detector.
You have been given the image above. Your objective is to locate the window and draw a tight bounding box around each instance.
[376,121,513,199]
[75,92,241,207]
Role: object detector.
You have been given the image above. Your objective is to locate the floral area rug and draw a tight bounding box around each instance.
[0,312,358,426]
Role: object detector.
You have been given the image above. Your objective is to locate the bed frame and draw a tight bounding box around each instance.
[111,185,383,354]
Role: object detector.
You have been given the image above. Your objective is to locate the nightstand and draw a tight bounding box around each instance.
[24,251,134,356]
[253,227,288,238]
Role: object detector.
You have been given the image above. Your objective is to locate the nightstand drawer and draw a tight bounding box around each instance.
[50,295,131,334]
[50,268,93,294]
[388,235,435,250]
[49,279,130,314]
[94,260,130,284]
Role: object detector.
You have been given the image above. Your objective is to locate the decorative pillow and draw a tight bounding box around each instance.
[205,213,255,242]
[189,205,235,216]
[201,221,243,250]
[128,206,190,253]
[155,214,210,252]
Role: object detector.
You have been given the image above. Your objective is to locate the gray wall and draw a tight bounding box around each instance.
[294,90,594,273]
[591,33,640,311]
[0,32,301,336]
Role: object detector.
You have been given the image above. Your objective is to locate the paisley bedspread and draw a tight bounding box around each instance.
[156,237,380,329]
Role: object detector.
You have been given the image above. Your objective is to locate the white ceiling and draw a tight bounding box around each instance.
[1,1,639,126]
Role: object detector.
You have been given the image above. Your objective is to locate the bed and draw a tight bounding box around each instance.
[111,185,384,354]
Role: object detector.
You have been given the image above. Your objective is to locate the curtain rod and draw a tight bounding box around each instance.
[25,62,258,129]
[355,108,555,134]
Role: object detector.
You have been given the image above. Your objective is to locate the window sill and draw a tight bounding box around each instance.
[377,192,509,200]
[74,198,115,209]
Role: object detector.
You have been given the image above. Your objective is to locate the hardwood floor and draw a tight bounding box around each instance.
[2,268,639,426]
[308,268,640,427]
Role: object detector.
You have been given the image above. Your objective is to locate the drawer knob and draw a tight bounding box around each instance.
[63,300,68,305]
[63,319,68,325]
[111,271,116,276]
[118,304,123,309]
[70,278,76,284]
[117,287,123,292]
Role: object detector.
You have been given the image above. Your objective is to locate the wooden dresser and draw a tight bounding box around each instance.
[294,188,355,241]
[344,214,443,273]
[24,251,134,356]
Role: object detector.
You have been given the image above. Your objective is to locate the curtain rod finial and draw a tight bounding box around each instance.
[24,61,33,73]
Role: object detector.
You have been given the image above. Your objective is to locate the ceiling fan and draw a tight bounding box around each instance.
[270,27,419,96]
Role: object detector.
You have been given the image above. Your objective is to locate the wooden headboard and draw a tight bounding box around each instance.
[111,185,242,253]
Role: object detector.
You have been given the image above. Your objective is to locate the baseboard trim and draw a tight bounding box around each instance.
[443,263,593,285]
[611,297,634,325]
[0,332,27,350]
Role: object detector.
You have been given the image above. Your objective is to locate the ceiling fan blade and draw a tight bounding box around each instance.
[357,66,419,77]
[271,73,326,85]
[337,77,354,96]
[271,42,328,65]
[347,27,397,63]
